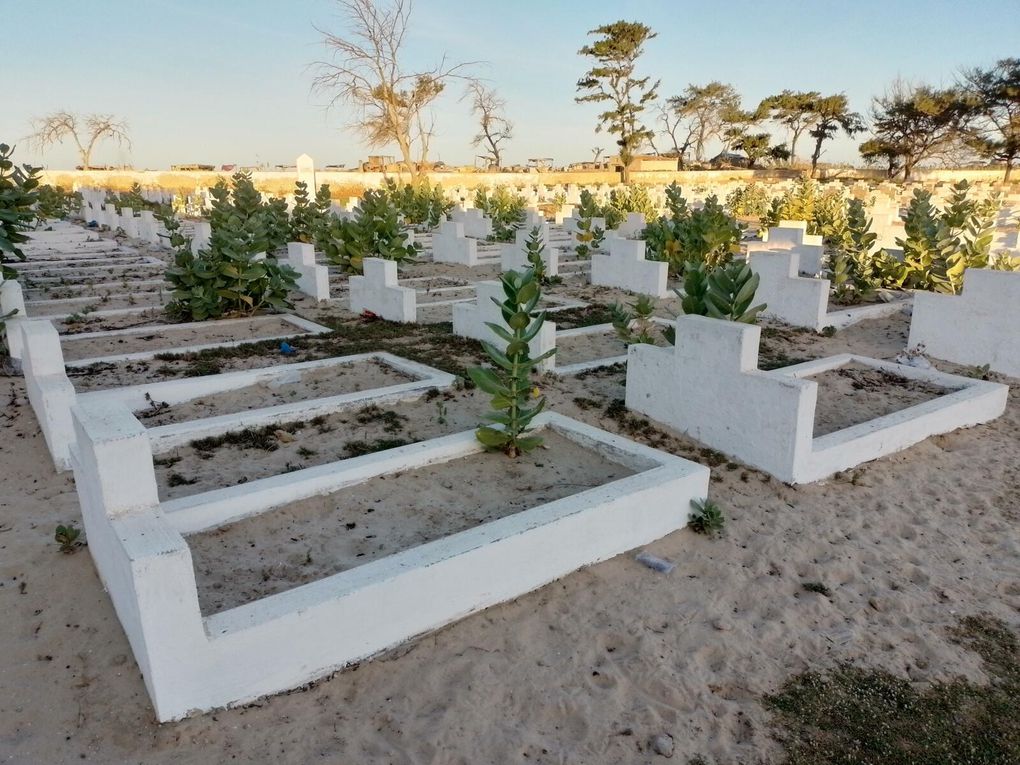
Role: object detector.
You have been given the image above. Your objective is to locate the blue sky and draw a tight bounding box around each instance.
[4,0,1015,170]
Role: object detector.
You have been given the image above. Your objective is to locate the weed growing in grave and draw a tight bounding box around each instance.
[190,421,305,454]
[343,438,413,458]
[355,405,407,434]
[469,268,555,457]
[802,581,832,597]
[610,294,663,345]
[572,396,601,410]
[434,400,448,424]
[167,472,199,487]
[765,615,1020,764]
[963,363,992,381]
[54,523,82,553]
[688,498,725,536]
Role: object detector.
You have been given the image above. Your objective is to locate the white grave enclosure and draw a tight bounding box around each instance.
[749,251,909,332]
[908,269,1020,378]
[286,242,330,301]
[71,403,709,722]
[590,237,668,298]
[626,315,1007,483]
[452,280,556,372]
[748,220,824,275]
[431,219,479,266]
[82,352,456,453]
[349,258,416,322]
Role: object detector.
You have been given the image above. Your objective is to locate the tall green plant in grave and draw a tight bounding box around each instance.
[318,189,419,274]
[475,185,527,242]
[680,261,766,323]
[523,225,554,284]
[290,181,328,244]
[468,268,555,458]
[0,143,41,279]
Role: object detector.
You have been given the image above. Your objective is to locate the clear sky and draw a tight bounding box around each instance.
[3,0,1015,171]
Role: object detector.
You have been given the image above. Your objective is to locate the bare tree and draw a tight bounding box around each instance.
[311,0,475,180]
[463,81,512,169]
[29,111,130,170]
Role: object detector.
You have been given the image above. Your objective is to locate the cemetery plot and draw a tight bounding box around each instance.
[70,402,709,721]
[25,291,169,316]
[127,358,411,427]
[60,314,330,365]
[553,322,670,375]
[626,315,1008,483]
[187,429,636,614]
[807,362,953,436]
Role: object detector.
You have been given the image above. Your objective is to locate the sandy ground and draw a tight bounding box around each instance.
[188,430,633,614]
[135,359,413,427]
[810,362,951,436]
[59,316,307,362]
[1,224,1018,764]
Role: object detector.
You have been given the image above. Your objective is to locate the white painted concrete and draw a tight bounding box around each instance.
[431,220,479,266]
[285,242,330,301]
[348,258,416,323]
[70,405,709,722]
[908,269,1020,378]
[590,238,668,298]
[626,315,1007,483]
[452,280,556,372]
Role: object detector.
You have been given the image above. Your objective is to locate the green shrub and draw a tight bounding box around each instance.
[0,142,40,279]
[610,294,662,345]
[165,190,298,321]
[725,182,772,218]
[382,178,452,228]
[35,184,80,221]
[290,181,331,244]
[475,185,527,242]
[891,181,1000,294]
[643,189,742,277]
[316,189,418,274]
[680,261,766,323]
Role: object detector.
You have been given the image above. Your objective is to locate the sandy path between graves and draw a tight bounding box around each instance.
[1,235,1018,763]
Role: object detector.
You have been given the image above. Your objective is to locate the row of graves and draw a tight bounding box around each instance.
[2,171,1016,722]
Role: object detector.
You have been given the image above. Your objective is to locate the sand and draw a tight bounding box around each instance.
[187,430,634,614]
[58,316,308,362]
[135,359,414,427]
[1,224,1017,764]
[810,362,953,436]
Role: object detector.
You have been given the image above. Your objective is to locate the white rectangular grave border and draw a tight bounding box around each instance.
[81,351,457,453]
[62,313,331,367]
[551,318,673,376]
[71,406,710,722]
[626,315,1008,484]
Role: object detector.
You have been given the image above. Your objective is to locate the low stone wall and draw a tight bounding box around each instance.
[38,166,1017,198]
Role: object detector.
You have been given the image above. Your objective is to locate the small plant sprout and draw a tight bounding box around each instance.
[610,294,660,345]
[468,268,555,457]
[54,523,82,554]
[688,498,725,536]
